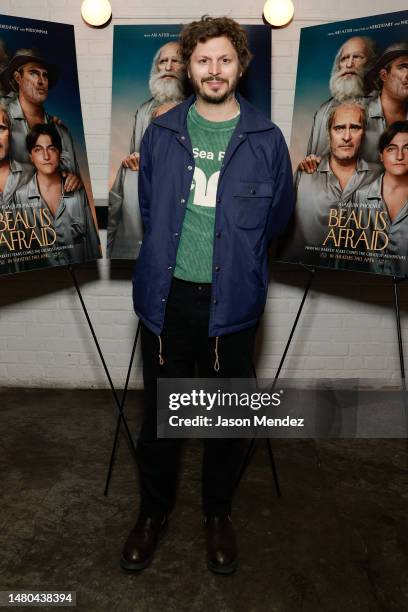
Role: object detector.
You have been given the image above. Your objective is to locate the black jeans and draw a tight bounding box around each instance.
[137,277,257,517]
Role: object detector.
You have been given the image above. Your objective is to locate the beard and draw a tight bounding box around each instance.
[329,71,365,101]
[190,75,239,105]
[149,72,184,104]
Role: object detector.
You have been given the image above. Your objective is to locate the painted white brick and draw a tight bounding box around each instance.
[0,0,405,388]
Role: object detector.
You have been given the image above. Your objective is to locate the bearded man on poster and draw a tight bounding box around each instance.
[121,16,294,575]
[107,41,186,258]
[300,36,377,170]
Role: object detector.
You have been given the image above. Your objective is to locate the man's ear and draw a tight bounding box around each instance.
[13,70,22,86]
[379,67,387,84]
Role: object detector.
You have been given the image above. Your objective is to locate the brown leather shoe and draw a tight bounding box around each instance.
[120,515,167,571]
[204,515,238,575]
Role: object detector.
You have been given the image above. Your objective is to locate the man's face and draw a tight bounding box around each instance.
[338,38,370,76]
[380,55,408,102]
[188,36,241,105]
[15,61,49,104]
[29,134,60,175]
[330,37,370,100]
[156,42,184,79]
[380,132,408,177]
[149,42,185,103]
[329,105,364,162]
[0,110,10,162]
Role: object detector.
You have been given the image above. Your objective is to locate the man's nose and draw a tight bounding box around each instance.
[396,148,405,160]
[345,56,354,68]
[208,60,220,75]
[165,59,173,71]
[343,128,352,141]
[42,149,50,160]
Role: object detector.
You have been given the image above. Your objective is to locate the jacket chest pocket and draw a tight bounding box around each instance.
[233,181,273,229]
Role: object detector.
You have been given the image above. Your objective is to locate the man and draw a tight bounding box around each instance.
[300,36,377,171]
[107,41,185,258]
[13,124,100,268]
[303,41,408,172]
[121,17,294,574]
[355,121,408,276]
[0,48,81,191]
[362,43,408,162]
[282,100,381,266]
[0,103,33,275]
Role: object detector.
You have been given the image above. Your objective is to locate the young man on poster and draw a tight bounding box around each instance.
[282,100,381,264]
[355,121,408,276]
[13,124,100,267]
[107,41,186,258]
[0,49,81,191]
[122,16,294,574]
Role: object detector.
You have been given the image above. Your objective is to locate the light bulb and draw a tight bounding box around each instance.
[81,0,112,27]
[263,0,294,27]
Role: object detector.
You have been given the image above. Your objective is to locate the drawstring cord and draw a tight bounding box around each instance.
[214,336,220,372]
[158,335,164,365]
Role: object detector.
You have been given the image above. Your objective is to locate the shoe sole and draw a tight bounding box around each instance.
[120,523,168,572]
[207,557,239,575]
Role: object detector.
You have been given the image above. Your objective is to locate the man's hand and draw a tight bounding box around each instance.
[122,152,140,171]
[62,172,82,192]
[298,154,321,174]
[50,115,63,126]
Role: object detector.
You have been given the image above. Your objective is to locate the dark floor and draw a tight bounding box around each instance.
[1,389,408,612]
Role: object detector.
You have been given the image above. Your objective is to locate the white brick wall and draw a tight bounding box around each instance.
[0,0,407,387]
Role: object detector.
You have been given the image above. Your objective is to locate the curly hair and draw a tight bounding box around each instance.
[180,16,252,72]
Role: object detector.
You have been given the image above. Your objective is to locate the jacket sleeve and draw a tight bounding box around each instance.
[266,127,295,243]
[138,126,153,231]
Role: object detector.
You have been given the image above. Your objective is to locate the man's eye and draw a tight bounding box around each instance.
[222,58,231,63]
[0,126,8,131]
[198,59,207,64]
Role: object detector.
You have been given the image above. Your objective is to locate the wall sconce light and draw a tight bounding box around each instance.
[81,0,112,28]
[263,0,294,27]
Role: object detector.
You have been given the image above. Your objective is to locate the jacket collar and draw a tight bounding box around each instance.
[317,154,371,174]
[152,93,275,134]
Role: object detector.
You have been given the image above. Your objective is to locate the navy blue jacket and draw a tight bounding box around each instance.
[132,94,295,337]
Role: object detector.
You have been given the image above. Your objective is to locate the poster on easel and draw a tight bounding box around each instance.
[279,10,408,277]
[107,24,272,259]
[0,13,101,276]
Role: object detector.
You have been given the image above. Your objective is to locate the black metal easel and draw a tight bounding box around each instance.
[68,265,138,463]
[103,322,140,496]
[237,269,407,496]
[236,267,316,497]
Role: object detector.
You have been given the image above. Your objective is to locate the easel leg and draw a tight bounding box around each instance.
[68,266,137,462]
[393,276,406,389]
[236,268,316,496]
[104,322,140,496]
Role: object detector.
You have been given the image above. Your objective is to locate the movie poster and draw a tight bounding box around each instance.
[279,10,408,277]
[107,24,271,259]
[0,14,100,276]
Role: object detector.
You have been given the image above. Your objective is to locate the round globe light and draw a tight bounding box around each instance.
[81,0,112,27]
[263,0,294,27]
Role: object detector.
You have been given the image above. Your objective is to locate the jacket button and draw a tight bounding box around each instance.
[215,266,220,272]
[250,188,256,195]
[213,299,218,305]
[180,198,185,204]
[238,134,243,138]
[215,232,221,238]
[161,298,166,302]
[187,165,193,171]
[217,198,221,204]
[180,135,185,140]
[168,265,172,270]
[174,232,179,237]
